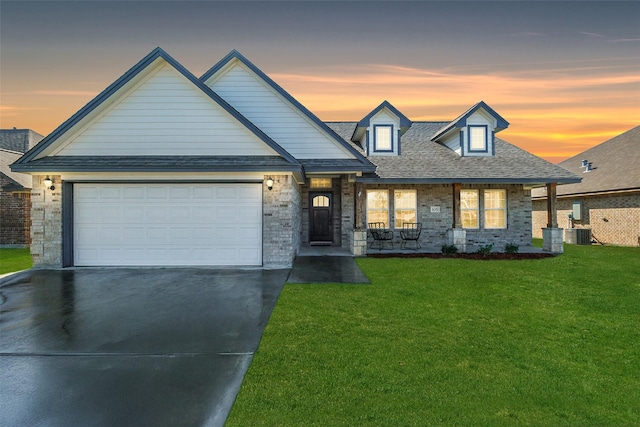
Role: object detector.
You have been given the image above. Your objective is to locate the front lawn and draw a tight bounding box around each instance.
[0,248,32,275]
[227,244,640,426]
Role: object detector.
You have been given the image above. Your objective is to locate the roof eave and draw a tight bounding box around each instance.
[356,177,582,184]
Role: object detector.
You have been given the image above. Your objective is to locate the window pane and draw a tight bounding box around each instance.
[394,190,417,228]
[484,190,505,209]
[470,126,486,151]
[395,210,417,228]
[310,178,332,188]
[367,190,389,227]
[312,195,329,207]
[485,210,506,228]
[462,211,478,228]
[461,190,478,208]
[367,190,388,209]
[484,189,506,228]
[375,126,392,151]
[460,189,479,229]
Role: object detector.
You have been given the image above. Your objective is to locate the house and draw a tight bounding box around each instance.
[1,129,44,247]
[11,48,579,268]
[532,126,640,246]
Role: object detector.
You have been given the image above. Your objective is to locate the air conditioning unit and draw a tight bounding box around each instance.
[565,228,592,245]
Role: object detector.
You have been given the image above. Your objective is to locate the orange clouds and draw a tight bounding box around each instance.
[272,58,639,162]
[1,56,637,164]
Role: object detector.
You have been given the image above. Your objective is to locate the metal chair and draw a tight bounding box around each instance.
[400,223,422,250]
[367,222,394,249]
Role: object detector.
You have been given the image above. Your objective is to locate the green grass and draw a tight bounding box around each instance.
[0,248,32,275]
[227,244,640,426]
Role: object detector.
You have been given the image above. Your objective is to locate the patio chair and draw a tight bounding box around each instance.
[400,222,422,250]
[367,222,394,249]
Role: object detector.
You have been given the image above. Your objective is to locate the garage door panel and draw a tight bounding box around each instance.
[74,183,262,266]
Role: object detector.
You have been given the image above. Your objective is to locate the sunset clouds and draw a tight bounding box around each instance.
[1,1,638,163]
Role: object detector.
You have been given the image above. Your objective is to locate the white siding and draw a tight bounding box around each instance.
[369,110,399,156]
[463,111,494,157]
[57,64,277,156]
[208,63,354,159]
[442,132,462,155]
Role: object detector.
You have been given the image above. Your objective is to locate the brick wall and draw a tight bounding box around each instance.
[262,174,301,268]
[30,175,63,266]
[360,183,532,251]
[532,192,640,246]
[0,175,31,247]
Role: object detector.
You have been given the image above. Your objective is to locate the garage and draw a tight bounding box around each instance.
[73,183,262,266]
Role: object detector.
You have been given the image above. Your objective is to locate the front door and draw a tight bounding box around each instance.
[309,192,333,244]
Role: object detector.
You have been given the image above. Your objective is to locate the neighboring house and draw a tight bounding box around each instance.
[11,48,578,268]
[1,129,43,247]
[532,126,640,246]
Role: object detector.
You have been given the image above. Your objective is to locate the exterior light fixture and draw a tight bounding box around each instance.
[43,177,55,191]
[265,177,274,191]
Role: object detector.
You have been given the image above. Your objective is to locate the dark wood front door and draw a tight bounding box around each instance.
[310,192,333,244]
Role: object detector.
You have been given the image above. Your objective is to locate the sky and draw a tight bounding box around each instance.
[1,1,638,164]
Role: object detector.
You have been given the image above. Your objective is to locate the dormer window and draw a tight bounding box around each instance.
[374,125,393,152]
[351,101,412,157]
[431,101,509,158]
[469,125,488,152]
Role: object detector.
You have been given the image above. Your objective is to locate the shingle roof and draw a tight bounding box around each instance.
[0,129,44,153]
[1,149,32,189]
[327,122,580,184]
[10,156,299,173]
[532,125,640,198]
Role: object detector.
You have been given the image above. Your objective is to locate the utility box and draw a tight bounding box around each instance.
[565,228,592,245]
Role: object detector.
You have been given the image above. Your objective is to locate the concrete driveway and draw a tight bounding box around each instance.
[0,268,288,427]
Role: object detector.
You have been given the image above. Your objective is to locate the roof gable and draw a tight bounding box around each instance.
[15,48,297,165]
[201,50,373,164]
[431,101,509,142]
[352,100,412,142]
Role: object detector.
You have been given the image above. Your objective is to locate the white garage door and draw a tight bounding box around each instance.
[74,183,262,266]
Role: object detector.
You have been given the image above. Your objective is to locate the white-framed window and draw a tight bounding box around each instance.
[469,125,488,152]
[461,189,479,229]
[374,125,393,152]
[394,190,417,228]
[367,190,389,227]
[310,178,332,189]
[484,189,507,228]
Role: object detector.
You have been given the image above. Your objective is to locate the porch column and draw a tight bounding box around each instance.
[452,183,462,228]
[542,182,563,253]
[351,182,367,256]
[448,183,466,252]
[546,183,558,228]
[354,182,365,229]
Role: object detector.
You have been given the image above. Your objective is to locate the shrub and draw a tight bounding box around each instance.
[504,243,519,253]
[476,243,494,256]
[441,244,458,255]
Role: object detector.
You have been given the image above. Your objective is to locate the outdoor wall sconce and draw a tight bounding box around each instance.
[43,177,55,191]
[265,177,274,191]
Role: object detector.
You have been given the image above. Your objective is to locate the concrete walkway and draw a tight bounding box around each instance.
[0,268,288,427]
[287,256,370,284]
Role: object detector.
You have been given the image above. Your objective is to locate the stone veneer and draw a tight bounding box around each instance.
[532,192,640,247]
[30,175,63,266]
[262,174,301,268]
